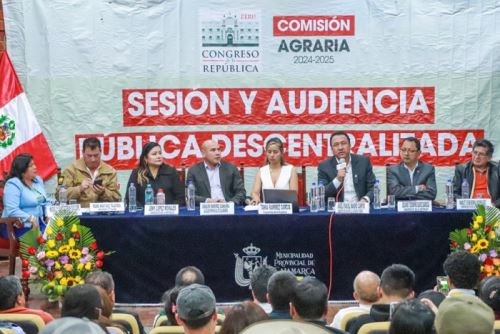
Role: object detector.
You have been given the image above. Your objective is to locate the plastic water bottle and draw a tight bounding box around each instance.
[373,179,381,209]
[318,181,325,211]
[186,180,196,211]
[156,188,165,205]
[445,179,454,209]
[461,177,469,199]
[145,184,154,205]
[310,182,318,212]
[128,183,137,212]
[59,185,67,205]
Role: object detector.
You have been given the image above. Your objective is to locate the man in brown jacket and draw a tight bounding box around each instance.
[61,137,121,207]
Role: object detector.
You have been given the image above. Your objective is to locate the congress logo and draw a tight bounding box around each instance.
[0,114,16,148]
[234,243,268,287]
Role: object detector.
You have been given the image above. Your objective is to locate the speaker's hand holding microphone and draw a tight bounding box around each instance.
[336,158,347,183]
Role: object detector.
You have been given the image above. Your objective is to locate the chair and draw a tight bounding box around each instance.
[239,163,245,181]
[153,315,168,328]
[339,310,369,331]
[150,326,221,334]
[0,314,45,334]
[297,165,307,206]
[0,217,23,275]
[358,321,390,334]
[494,320,500,334]
[111,313,140,334]
[240,320,331,334]
[0,329,16,334]
[177,163,186,185]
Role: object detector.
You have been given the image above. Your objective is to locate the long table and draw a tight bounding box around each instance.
[81,208,472,303]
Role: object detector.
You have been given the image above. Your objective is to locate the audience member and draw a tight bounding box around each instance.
[161,286,182,326]
[61,284,102,320]
[175,284,218,334]
[250,265,277,313]
[62,137,121,207]
[267,271,297,320]
[1,153,47,238]
[389,299,434,334]
[219,301,268,334]
[330,271,380,329]
[290,277,347,334]
[347,264,415,334]
[416,290,446,308]
[443,250,480,296]
[0,275,54,324]
[434,294,495,334]
[175,266,206,287]
[187,140,246,205]
[478,275,500,320]
[39,317,106,334]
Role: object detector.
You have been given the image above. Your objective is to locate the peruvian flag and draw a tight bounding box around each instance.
[0,52,57,180]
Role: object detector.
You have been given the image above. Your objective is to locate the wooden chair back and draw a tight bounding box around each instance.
[358,321,390,334]
[0,314,45,334]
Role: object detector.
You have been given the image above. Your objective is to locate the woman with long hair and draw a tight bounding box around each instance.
[125,142,184,207]
[219,301,268,334]
[250,137,298,204]
[1,153,47,238]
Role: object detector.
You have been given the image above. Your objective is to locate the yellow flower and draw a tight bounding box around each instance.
[58,245,70,254]
[64,264,73,272]
[47,240,56,249]
[46,250,59,258]
[56,218,64,227]
[60,277,67,286]
[472,234,478,242]
[475,216,484,224]
[473,222,480,230]
[470,245,480,253]
[46,226,53,235]
[477,239,489,249]
[71,224,78,233]
[75,276,82,283]
[55,271,63,279]
[489,231,496,240]
[69,249,81,259]
[54,262,61,270]
[38,271,45,278]
[85,262,93,271]
[77,263,84,271]
[68,238,76,247]
[47,281,55,287]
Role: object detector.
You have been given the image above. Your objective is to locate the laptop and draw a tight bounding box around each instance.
[262,189,300,213]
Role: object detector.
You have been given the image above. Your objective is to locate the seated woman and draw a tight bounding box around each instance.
[125,142,185,207]
[250,137,298,204]
[219,301,268,334]
[1,153,47,238]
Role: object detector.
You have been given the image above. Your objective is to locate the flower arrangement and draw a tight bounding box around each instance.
[19,210,111,301]
[449,205,500,278]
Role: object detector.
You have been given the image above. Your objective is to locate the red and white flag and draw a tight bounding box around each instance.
[0,52,57,179]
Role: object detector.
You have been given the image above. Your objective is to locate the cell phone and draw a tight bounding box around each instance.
[93,179,103,186]
[436,276,449,294]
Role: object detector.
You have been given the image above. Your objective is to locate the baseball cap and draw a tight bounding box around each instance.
[435,294,494,334]
[40,317,106,334]
[176,283,216,321]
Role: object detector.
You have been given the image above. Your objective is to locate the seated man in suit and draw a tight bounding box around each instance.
[453,139,500,207]
[318,131,376,202]
[187,140,246,205]
[388,137,437,200]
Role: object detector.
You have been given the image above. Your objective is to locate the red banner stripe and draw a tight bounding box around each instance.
[0,52,24,109]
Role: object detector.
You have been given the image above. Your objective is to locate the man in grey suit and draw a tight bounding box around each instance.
[388,137,437,200]
[318,131,376,202]
[187,140,246,205]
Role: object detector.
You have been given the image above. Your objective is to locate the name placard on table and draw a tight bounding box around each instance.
[144,204,179,215]
[46,204,82,217]
[200,202,235,215]
[89,202,125,213]
[397,200,432,212]
[335,202,370,214]
[456,198,492,210]
[258,203,293,215]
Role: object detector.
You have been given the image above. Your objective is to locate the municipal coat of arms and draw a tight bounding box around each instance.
[234,243,267,287]
[0,114,16,148]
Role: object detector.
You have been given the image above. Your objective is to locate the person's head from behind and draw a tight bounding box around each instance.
[219,301,268,334]
[353,270,380,304]
[175,266,205,287]
[9,153,37,184]
[389,299,434,334]
[0,275,24,310]
[250,265,277,303]
[443,250,480,290]
[175,284,217,330]
[417,290,446,308]
[39,317,106,334]
[95,286,113,319]
[379,264,415,300]
[264,137,285,166]
[164,285,182,326]
[290,277,328,321]
[61,284,102,320]
[267,271,297,311]
[85,271,115,304]
[478,275,500,315]
[82,137,102,171]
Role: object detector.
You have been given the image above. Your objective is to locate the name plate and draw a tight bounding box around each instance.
[335,202,370,214]
[46,204,82,217]
[200,202,235,215]
[258,203,293,215]
[144,204,179,215]
[397,200,432,212]
[456,198,492,210]
[89,202,125,213]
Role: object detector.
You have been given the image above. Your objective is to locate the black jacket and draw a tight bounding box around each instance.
[453,161,500,208]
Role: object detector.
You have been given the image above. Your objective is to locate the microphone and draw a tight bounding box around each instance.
[337,158,347,170]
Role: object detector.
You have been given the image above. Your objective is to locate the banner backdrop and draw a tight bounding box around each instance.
[3,0,500,199]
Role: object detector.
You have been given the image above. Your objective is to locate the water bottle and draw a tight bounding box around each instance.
[318,181,326,211]
[156,188,166,205]
[59,185,67,205]
[145,184,154,205]
[310,182,318,212]
[186,180,196,211]
[128,182,137,212]
[445,179,454,209]
[461,177,469,199]
[373,179,381,209]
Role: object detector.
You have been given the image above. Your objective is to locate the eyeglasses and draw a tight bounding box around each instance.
[472,151,488,158]
[400,149,418,154]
